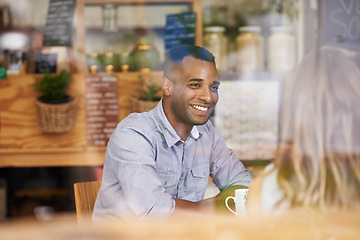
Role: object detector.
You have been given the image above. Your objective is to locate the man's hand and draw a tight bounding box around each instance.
[172,185,248,216]
[215,185,247,201]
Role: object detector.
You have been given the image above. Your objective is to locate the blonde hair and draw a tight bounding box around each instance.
[275,46,360,212]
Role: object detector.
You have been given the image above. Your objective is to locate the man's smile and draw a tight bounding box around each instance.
[190,104,211,113]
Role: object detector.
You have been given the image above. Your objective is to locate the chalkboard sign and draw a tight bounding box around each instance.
[164,12,196,51]
[86,75,119,147]
[322,0,360,44]
[35,53,57,73]
[43,0,76,46]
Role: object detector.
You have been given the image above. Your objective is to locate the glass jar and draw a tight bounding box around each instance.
[129,36,160,71]
[268,26,296,73]
[102,51,119,73]
[236,26,264,73]
[87,52,101,73]
[204,26,228,73]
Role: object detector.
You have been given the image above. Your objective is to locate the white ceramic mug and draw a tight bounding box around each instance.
[225,189,249,216]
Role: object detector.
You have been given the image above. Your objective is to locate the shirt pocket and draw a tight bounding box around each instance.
[191,164,210,200]
[158,171,179,197]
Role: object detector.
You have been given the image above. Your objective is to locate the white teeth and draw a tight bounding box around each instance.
[192,105,208,112]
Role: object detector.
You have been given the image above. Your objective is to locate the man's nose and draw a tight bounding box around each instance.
[199,87,211,102]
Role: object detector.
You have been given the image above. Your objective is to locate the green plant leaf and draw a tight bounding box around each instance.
[31,70,72,102]
[136,74,161,101]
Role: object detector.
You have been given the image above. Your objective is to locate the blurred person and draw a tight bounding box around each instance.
[247,46,360,216]
[93,45,252,221]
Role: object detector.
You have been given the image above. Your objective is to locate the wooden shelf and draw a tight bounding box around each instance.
[0,71,163,167]
[0,148,106,167]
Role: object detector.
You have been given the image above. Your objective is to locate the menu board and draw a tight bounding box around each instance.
[164,12,196,51]
[86,75,119,147]
[43,0,76,46]
[214,80,280,160]
[35,53,57,73]
[322,0,360,49]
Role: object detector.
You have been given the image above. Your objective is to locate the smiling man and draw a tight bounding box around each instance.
[93,45,252,221]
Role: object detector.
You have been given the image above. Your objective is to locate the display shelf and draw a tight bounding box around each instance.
[75,0,203,73]
[0,71,163,167]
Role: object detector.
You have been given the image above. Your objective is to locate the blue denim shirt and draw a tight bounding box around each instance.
[93,100,252,220]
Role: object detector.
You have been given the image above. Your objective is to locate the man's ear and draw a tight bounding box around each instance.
[162,77,172,96]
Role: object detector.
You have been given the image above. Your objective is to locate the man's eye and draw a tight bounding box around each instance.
[211,85,219,92]
[189,83,201,88]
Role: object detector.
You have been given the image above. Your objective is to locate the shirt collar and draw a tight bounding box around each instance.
[154,99,200,148]
[190,125,199,139]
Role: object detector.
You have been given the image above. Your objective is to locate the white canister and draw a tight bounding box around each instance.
[268,26,296,73]
[204,26,228,73]
[236,26,264,74]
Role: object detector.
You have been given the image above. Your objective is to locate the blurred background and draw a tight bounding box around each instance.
[0,0,358,220]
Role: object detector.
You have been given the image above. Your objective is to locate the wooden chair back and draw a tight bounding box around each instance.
[73,180,102,223]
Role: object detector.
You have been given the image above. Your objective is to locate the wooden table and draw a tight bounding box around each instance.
[1,210,360,240]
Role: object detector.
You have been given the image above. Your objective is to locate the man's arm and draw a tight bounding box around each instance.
[206,122,252,190]
[172,185,247,215]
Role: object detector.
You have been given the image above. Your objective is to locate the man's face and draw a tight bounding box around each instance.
[168,56,219,126]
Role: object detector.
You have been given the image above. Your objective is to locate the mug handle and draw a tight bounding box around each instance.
[225,196,236,215]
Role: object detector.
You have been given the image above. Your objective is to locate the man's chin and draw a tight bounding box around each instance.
[193,117,210,126]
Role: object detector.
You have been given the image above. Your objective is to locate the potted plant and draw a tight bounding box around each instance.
[130,73,162,113]
[31,70,77,133]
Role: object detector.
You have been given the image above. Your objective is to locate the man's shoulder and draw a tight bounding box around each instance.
[196,120,226,144]
[117,111,159,133]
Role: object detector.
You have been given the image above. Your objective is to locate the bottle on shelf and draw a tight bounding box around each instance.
[87,52,99,73]
[236,26,264,74]
[103,4,117,32]
[203,26,228,73]
[267,26,296,73]
[119,52,130,72]
[0,50,7,79]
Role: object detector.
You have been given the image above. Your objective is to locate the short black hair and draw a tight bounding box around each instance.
[163,45,216,78]
[166,44,215,63]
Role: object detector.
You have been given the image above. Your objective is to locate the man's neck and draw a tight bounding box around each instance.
[162,102,192,141]
[174,125,192,141]
[165,113,192,141]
